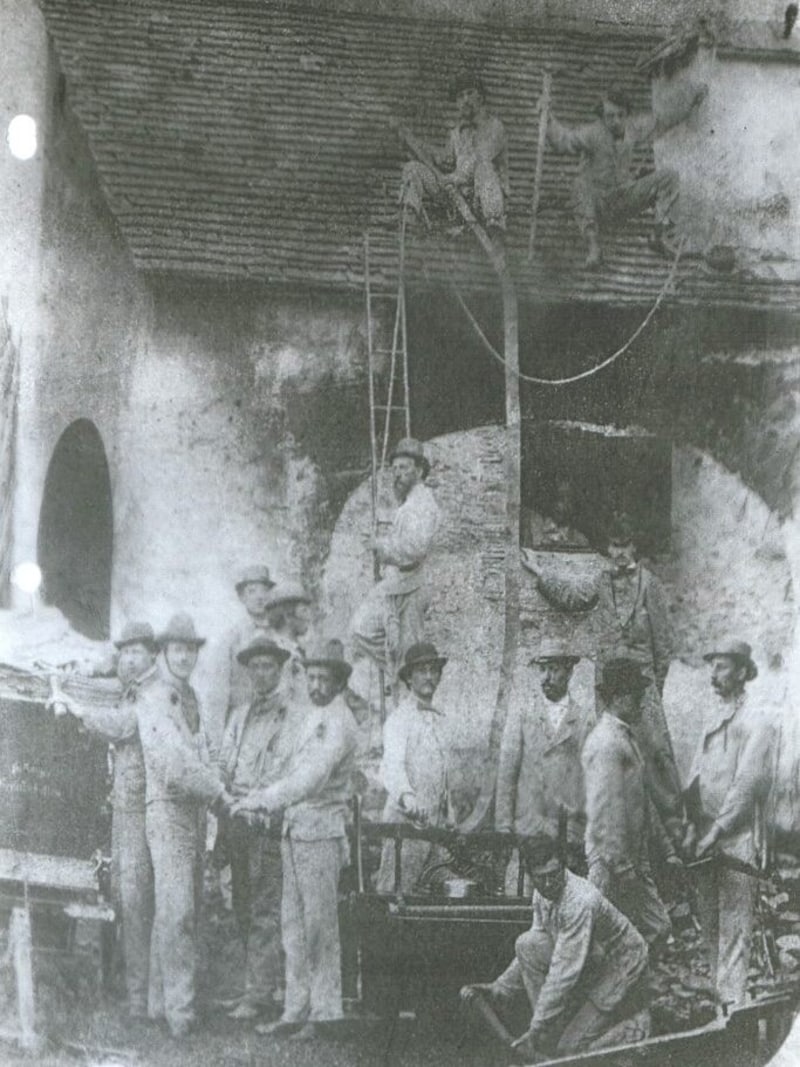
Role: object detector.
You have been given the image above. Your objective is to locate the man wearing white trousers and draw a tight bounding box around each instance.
[137,613,233,1038]
[683,639,776,1013]
[233,638,357,1041]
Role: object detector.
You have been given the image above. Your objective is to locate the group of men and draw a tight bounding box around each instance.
[398,70,708,267]
[54,598,360,1042]
[50,430,778,1062]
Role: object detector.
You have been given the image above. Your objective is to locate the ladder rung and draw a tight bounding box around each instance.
[373,405,408,412]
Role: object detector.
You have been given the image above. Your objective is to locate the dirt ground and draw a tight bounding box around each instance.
[2,855,799,1067]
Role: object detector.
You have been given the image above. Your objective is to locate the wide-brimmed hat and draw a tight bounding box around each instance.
[236,636,291,668]
[388,437,431,478]
[157,612,206,649]
[235,565,275,595]
[703,640,758,682]
[530,638,580,666]
[114,621,156,651]
[265,580,311,610]
[597,656,651,700]
[303,638,352,685]
[398,642,448,685]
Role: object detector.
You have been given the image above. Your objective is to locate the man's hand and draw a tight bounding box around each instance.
[231,793,269,817]
[46,692,80,719]
[460,982,495,1005]
[696,823,723,859]
[213,790,236,818]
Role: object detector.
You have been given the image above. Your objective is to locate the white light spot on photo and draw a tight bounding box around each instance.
[7,114,37,160]
[11,561,42,594]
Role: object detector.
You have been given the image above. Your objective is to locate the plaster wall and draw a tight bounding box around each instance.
[653,48,800,274]
[323,426,794,805]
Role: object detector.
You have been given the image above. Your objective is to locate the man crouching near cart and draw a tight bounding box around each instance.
[460,834,651,1062]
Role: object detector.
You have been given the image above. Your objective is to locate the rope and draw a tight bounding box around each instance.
[452,237,685,386]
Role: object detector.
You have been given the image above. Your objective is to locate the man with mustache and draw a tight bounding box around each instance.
[351,437,440,698]
[528,513,683,846]
[375,642,452,893]
[682,640,776,1012]
[460,834,650,1059]
[50,621,159,1020]
[495,638,596,892]
[232,639,358,1041]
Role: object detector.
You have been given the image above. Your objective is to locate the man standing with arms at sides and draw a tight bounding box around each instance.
[207,565,275,748]
[217,636,291,1022]
[375,642,452,894]
[545,80,708,268]
[461,834,651,1059]
[496,639,596,892]
[50,621,159,1020]
[137,613,234,1039]
[232,639,358,1042]
[351,437,440,700]
[683,640,775,1012]
[582,657,676,953]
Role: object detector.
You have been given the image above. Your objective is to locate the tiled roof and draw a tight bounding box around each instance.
[41,0,800,310]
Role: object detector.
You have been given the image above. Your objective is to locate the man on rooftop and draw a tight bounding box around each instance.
[545,79,708,268]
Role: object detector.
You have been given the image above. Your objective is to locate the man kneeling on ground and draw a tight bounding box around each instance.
[461,834,650,1062]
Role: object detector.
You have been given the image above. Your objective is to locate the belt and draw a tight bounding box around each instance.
[397,563,421,573]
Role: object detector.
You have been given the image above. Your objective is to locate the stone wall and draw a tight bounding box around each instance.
[323,425,794,807]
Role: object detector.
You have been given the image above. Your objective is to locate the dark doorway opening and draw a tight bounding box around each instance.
[37,420,113,640]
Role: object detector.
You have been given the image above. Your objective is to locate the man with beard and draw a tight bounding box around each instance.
[460,834,650,1060]
[232,639,358,1041]
[51,621,159,1020]
[496,639,596,892]
[683,640,775,1011]
[351,437,440,697]
[137,613,233,1038]
[528,513,683,845]
[375,642,452,894]
[217,636,291,1022]
[399,72,509,232]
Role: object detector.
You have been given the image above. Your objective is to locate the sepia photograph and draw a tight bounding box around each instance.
[1,0,800,1063]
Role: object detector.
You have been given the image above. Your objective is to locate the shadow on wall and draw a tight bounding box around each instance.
[37,419,113,641]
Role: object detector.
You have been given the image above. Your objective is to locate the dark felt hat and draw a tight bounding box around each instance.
[303,638,352,685]
[597,656,651,700]
[703,640,758,682]
[398,642,448,685]
[236,636,291,668]
[157,613,206,649]
[388,437,431,478]
[114,621,156,651]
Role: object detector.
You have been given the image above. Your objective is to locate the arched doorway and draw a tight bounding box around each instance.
[37,420,113,640]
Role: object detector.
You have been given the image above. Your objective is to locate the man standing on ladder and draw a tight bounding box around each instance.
[350,437,440,703]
